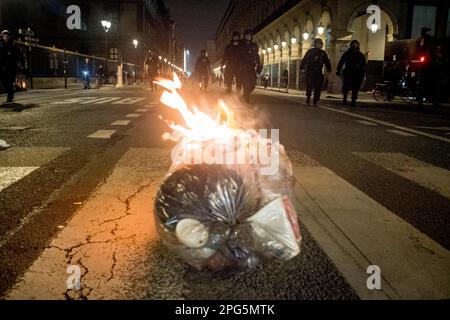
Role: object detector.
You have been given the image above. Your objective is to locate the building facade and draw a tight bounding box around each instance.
[0,0,172,67]
[215,0,450,92]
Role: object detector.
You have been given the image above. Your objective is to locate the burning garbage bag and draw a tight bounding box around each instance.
[153,74,302,271]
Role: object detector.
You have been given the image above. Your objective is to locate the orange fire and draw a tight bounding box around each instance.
[154,73,245,144]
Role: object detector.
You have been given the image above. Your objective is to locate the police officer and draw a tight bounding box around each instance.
[300,38,332,106]
[222,31,242,94]
[0,30,21,103]
[145,50,160,91]
[194,49,211,91]
[336,40,367,107]
[239,30,262,103]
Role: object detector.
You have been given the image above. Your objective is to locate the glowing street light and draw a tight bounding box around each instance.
[262,49,267,55]
[132,39,138,48]
[274,44,279,51]
[281,41,287,48]
[303,31,309,41]
[317,23,325,36]
[267,47,272,53]
[370,21,379,34]
[291,37,297,45]
[101,20,111,32]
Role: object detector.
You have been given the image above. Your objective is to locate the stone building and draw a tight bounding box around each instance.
[215,0,450,92]
[0,0,173,66]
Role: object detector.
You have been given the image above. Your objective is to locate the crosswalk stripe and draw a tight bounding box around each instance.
[125,114,140,118]
[110,120,131,126]
[135,109,149,113]
[0,147,70,192]
[356,120,378,126]
[289,150,450,299]
[93,97,122,104]
[0,167,39,192]
[87,130,116,139]
[387,129,417,137]
[112,98,146,105]
[354,152,450,199]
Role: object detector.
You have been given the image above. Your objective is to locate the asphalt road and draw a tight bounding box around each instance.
[0,85,449,299]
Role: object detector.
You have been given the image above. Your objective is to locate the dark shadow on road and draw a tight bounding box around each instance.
[1,103,40,112]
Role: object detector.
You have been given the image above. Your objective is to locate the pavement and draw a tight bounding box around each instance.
[0,84,449,300]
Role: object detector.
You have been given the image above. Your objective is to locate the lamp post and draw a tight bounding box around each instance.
[101,20,111,83]
[183,48,190,72]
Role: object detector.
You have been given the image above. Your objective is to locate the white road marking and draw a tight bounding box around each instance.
[111,120,131,126]
[80,98,110,104]
[0,167,39,192]
[51,97,99,105]
[356,120,378,126]
[387,129,417,137]
[354,152,450,199]
[112,97,146,105]
[274,95,450,144]
[415,126,450,131]
[15,92,82,104]
[87,130,116,139]
[125,114,140,118]
[135,109,148,113]
[291,152,450,299]
[318,104,450,143]
[93,97,121,104]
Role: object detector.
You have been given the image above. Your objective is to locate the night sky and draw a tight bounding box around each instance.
[164,0,229,69]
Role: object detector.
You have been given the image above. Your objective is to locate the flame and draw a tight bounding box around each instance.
[154,73,239,144]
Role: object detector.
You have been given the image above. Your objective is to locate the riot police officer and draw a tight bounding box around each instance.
[222,31,242,94]
[194,49,211,91]
[300,38,332,106]
[336,40,367,107]
[239,30,262,103]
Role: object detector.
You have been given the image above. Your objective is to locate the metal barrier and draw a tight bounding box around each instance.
[15,41,141,89]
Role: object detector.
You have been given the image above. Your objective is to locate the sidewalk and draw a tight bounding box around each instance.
[255,86,450,108]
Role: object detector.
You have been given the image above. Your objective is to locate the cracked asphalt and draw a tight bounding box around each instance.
[1,85,449,299]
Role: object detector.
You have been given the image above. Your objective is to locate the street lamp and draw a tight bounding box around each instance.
[267,47,272,53]
[274,44,279,51]
[262,49,266,55]
[132,39,138,48]
[317,23,325,36]
[291,37,297,45]
[281,41,287,48]
[370,21,379,34]
[303,31,309,41]
[101,20,111,84]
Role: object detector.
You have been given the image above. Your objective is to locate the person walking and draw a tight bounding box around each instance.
[194,49,211,91]
[221,31,242,94]
[336,40,367,107]
[300,38,332,106]
[239,30,262,103]
[0,30,21,103]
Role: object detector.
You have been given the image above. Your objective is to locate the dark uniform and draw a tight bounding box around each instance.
[300,39,331,106]
[0,30,21,103]
[222,31,242,93]
[239,31,262,103]
[337,40,366,107]
[145,52,160,91]
[195,50,211,91]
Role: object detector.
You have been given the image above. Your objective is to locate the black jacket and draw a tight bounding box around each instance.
[0,40,21,76]
[300,48,332,77]
[239,40,262,73]
[222,42,241,70]
[337,49,366,77]
[195,56,211,75]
